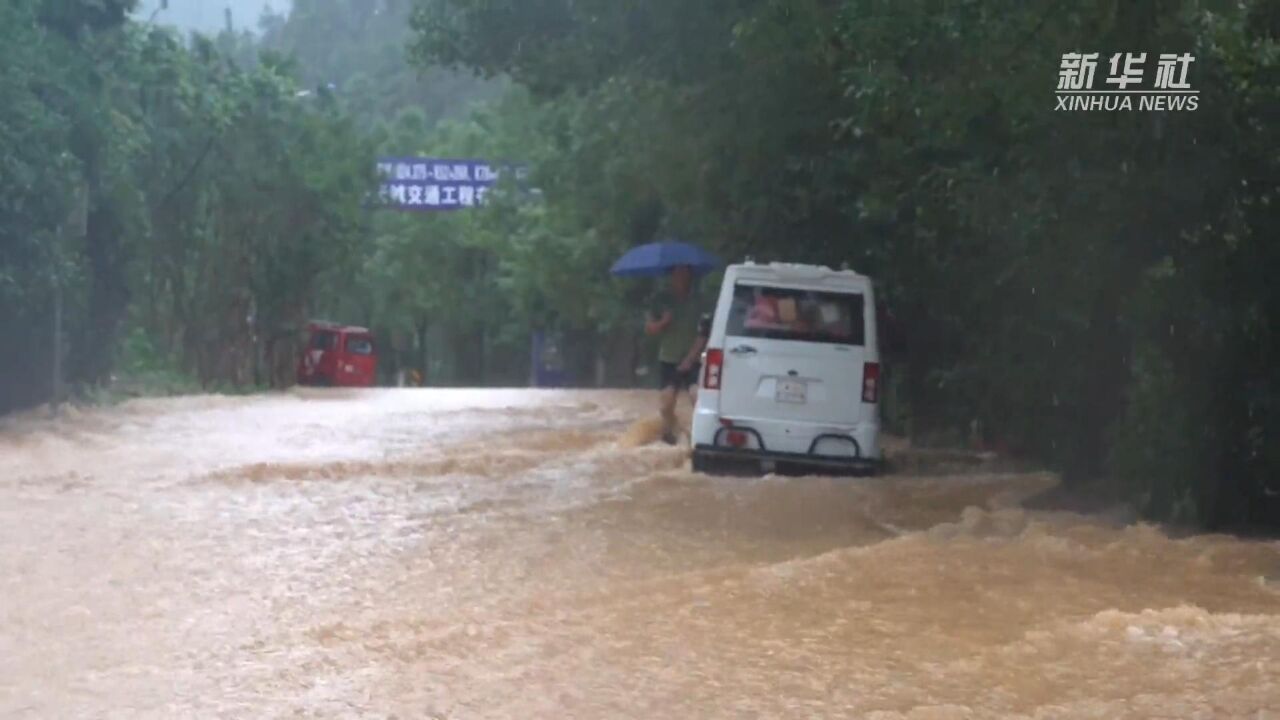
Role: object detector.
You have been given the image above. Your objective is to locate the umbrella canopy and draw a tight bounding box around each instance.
[609,240,722,278]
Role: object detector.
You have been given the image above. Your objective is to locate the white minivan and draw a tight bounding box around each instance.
[691,262,882,475]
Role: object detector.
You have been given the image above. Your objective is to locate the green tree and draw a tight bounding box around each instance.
[407,0,1280,526]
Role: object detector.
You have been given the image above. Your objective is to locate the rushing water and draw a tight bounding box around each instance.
[0,390,1276,719]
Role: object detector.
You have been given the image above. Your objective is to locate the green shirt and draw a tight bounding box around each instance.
[658,293,703,364]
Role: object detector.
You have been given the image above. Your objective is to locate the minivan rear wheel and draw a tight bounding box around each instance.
[692,450,720,475]
[693,451,749,476]
[691,450,708,474]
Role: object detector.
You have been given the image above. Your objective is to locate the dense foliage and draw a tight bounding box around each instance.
[1,0,372,406]
[406,0,1280,527]
[258,0,505,128]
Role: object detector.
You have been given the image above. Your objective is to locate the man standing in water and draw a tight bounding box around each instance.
[645,265,708,445]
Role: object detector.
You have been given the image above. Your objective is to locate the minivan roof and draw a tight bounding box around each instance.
[306,320,372,334]
[727,261,872,285]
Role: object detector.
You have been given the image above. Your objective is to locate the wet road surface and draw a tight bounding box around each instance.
[0,389,1277,718]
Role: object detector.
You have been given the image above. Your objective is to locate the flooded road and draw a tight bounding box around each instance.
[1,390,1276,719]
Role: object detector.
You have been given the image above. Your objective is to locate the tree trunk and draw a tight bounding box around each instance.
[476,326,487,386]
[417,317,429,385]
[71,194,129,388]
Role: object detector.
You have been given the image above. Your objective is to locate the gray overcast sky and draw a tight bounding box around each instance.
[134,0,292,34]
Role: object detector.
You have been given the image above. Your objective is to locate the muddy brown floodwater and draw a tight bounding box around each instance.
[0,389,1276,719]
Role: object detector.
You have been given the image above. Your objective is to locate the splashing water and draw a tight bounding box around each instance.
[617,415,667,448]
[0,389,1276,718]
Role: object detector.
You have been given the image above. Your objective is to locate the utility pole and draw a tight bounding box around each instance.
[146,0,169,24]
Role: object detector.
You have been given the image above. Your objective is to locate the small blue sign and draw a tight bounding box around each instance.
[375,157,527,211]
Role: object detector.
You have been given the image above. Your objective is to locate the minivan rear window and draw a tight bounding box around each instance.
[726,283,865,345]
[311,331,338,351]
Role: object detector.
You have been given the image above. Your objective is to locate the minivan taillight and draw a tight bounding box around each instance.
[704,349,724,390]
[862,362,880,403]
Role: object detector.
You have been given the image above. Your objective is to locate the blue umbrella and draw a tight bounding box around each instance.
[609,240,722,278]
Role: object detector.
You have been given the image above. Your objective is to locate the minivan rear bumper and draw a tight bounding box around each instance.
[693,444,881,476]
[691,407,880,472]
[693,426,882,476]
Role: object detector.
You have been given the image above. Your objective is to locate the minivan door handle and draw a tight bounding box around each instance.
[730,345,757,355]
